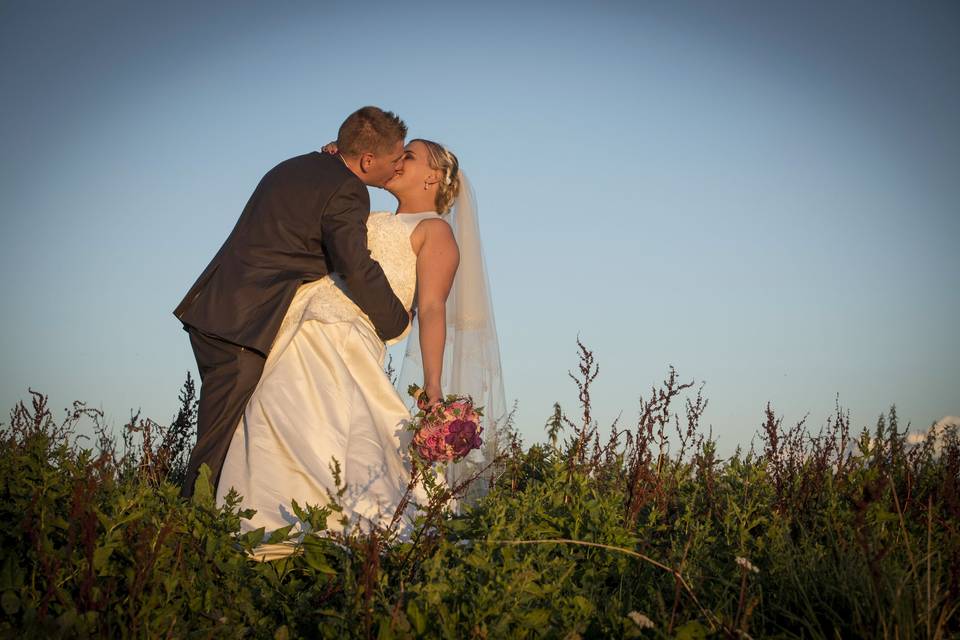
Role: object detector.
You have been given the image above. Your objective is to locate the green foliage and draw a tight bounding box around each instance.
[1,347,958,638]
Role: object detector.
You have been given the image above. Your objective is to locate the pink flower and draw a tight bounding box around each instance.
[407,390,484,464]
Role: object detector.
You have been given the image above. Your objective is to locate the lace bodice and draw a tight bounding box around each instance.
[274,211,443,349]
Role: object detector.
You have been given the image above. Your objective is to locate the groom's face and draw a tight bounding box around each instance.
[363,139,406,188]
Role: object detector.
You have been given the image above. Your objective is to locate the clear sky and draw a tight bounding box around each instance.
[1,1,957,454]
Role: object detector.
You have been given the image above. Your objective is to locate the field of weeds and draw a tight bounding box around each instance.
[1,342,957,638]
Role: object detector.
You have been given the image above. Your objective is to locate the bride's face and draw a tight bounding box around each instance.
[384,140,439,199]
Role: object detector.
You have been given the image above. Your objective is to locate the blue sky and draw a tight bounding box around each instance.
[1,1,957,454]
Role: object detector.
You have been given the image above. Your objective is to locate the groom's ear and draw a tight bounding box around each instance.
[358,152,375,174]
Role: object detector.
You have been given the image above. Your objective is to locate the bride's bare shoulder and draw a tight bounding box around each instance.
[411,217,457,255]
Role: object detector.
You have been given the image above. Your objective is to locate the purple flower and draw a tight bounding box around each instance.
[438,419,480,458]
[411,405,485,462]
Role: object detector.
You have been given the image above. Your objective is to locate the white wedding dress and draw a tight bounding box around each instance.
[215,210,452,543]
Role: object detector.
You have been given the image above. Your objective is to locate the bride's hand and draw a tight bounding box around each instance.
[423,382,443,409]
[321,141,338,154]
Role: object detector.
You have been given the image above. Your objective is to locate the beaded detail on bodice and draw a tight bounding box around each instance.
[274,211,442,348]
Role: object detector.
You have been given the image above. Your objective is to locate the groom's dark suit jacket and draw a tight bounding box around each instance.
[174,151,409,353]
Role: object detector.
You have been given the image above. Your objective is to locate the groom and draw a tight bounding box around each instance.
[174,106,411,497]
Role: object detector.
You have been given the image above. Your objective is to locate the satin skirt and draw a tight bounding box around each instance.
[215,313,441,541]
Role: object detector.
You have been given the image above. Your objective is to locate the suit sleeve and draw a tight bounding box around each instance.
[321,180,410,341]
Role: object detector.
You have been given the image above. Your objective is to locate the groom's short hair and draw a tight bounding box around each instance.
[336,106,407,158]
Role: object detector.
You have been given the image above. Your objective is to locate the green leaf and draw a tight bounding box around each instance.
[94,507,112,531]
[192,464,215,509]
[290,499,307,523]
[55,609,78,630]
[465,553,491,571]
[267,524,295,544]
[674,620,708,640]
[1,591,20,616]
[0,556,25,591]
[108,510,145,533]
[407,600,427,634]
[93,545,115,571]
[302,540,338,575]
[446,518,470,534]
[163,574,179,594]
[241,527,266,549]
[521,609,550,628]
[572,595,594,616]
[377,618,396,640]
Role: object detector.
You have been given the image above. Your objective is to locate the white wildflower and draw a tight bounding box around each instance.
[736,556,759,573]
[627,611,655,629]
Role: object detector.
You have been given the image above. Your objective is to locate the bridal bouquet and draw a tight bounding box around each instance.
[407,384,484,463]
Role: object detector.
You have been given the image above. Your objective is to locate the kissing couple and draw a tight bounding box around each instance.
[173,106,505,542]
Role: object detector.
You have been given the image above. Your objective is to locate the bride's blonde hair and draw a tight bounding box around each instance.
[412,139,460,215]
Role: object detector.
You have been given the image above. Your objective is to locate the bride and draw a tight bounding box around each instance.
[215,138,505,544]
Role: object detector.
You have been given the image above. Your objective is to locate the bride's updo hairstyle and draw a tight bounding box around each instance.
[413,139,460,215]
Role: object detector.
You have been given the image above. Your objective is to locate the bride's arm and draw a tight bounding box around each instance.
[414,219,459,406]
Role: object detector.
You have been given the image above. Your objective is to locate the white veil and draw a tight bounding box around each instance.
[395,172,507,510]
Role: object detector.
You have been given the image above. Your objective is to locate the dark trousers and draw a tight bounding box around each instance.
[181,327,266,498]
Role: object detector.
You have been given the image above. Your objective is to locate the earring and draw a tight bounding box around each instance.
[424,181,429,190]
